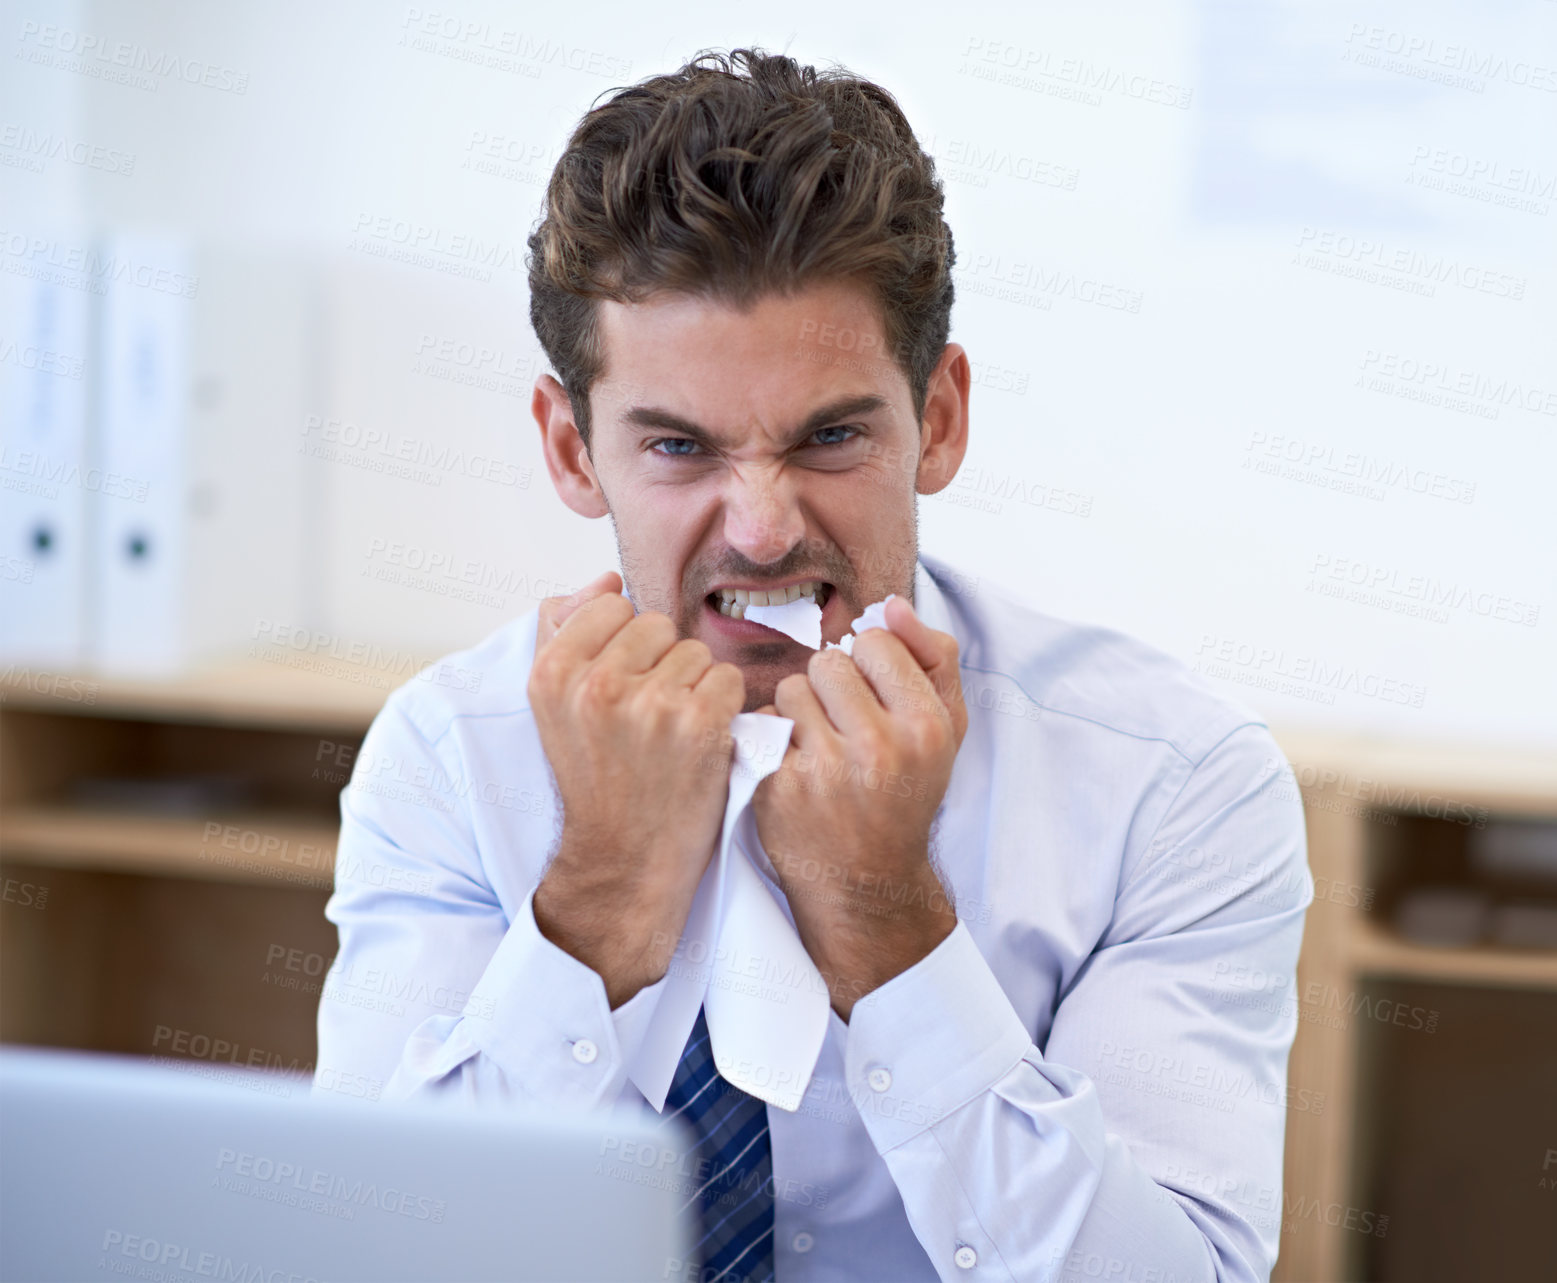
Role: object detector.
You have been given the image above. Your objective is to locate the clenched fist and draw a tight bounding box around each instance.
[753,595,967,1019]
[528,571,746,1006]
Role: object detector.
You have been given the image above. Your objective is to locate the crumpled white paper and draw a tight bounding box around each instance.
[633,711,830,1113]
[622,588,903,1112]
[741,595,823,649]
[744,592,899,654]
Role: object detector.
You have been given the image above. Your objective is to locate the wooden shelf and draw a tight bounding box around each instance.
[0,654,398,734]
[1264,728,1557,1281]
[1349,915,1557,992]
[0,804,337,891]
[1270,727,1557,817]
[5,661,1555,1283]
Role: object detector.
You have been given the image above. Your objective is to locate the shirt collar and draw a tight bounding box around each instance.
[912,553,957,641]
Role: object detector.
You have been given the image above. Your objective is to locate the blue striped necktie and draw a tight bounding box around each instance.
[661,1005,775,1283]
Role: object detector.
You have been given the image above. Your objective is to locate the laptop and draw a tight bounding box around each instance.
[0,1045,695,1282]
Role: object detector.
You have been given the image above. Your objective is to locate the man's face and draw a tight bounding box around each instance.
[576,280,937,711]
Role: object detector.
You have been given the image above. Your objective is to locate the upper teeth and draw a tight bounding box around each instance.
[714,581,824,618]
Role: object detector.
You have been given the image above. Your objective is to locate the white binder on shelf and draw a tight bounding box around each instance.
[92,235,315,677]
[92,235,191,676]
[0,271,93,670]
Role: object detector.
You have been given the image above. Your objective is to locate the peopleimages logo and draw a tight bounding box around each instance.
[1196,634,1428,708]
[1358,350,1556,417]
[1408,146,1557,198]
[0,230,198,298]
[958,38,1194,109]
[1342,23,1557,94]
[300,414,530,488]
[1293,227,1525,299]
[1307,553,1540,628]
[397,8,632,80]
[16,21,250,94]
[215,1148,447,1222]
[0,123,136,176]
[1269,757,1488,828]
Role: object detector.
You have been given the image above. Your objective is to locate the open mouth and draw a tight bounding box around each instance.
[707,580,833,621]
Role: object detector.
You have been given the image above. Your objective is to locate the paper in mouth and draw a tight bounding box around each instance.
[743,593,899,653]
[740,595,823,650]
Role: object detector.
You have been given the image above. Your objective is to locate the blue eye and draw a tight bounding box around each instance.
[649,426,858,457]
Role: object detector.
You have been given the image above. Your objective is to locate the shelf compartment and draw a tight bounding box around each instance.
[1,805,338,890]
[1349,916,1557,991]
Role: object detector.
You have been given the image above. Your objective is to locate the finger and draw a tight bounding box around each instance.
[879,596,966,737]
[543,590,636,669]
[763,688,833,811]
[790,650,878,741]
[596,610,680,676]
[539,571,622,649]
[652,636,715,689]
[874,595,941,669]
[691,660,747,719]
[804,647,892,741]
[849,626,950,726]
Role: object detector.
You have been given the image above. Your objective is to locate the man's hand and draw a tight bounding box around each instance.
[753,596,967,1020]
[529,571,746,1007]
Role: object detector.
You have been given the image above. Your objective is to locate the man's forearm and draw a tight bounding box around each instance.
[776,855,960,1020]
[532,842,682,1009]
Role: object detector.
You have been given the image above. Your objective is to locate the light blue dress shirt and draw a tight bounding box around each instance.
[317,552,1313,1283]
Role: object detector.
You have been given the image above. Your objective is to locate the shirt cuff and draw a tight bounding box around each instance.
[462,886,629,1107]
[611,970,669,1069]
[843,919,1036,1152]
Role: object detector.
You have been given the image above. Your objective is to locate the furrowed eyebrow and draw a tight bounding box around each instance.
[624,394,890,450]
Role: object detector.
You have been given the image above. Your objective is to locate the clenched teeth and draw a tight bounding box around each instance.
[714,580,827,619]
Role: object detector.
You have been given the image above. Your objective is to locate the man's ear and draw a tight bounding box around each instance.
[915,343,970,496]
[533,373,610,518]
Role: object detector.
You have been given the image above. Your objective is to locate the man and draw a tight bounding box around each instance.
[318,47,1312,1283]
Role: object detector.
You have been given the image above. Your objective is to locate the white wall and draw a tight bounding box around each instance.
[4,0,1553,745]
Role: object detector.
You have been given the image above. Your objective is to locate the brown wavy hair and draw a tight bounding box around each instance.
[526,46,956,450]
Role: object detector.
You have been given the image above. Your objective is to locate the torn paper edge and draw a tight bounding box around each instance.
[743,592,899,653]
[741,595,823,649]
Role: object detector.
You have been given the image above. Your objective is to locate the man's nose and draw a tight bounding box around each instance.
[720,468,806,566]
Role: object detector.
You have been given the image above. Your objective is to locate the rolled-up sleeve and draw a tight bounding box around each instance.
[314,693,658,1111]
[843,722,1312,1283]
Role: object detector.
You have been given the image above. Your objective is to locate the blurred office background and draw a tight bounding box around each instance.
[2,2,1554,1279]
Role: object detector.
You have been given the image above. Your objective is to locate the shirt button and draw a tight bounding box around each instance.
[791,1231,814,1253]
[571,1038,598,1064]
[954,1245,978,1270]
[867,1067,893,1093]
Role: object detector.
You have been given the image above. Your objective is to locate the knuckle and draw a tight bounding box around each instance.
[633,611,677,643]
[677,700,714,740]
[776,672,810,701]
[642,690,685,737]
[903,718,943,759]
[673,637,713,668]
[705,662,746,705]
[591,593,633,628]
[807,649,847,686]
[575,665,624,709]
[815,749,847,781]
[853,727,889,766]
[527,651,560,696]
